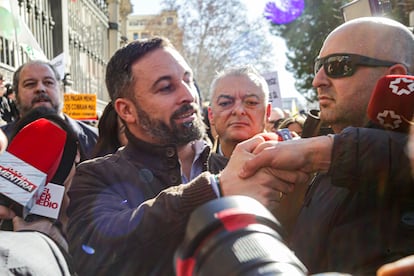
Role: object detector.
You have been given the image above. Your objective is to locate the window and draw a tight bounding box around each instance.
[166,17,174,25]
[129,20,139,26]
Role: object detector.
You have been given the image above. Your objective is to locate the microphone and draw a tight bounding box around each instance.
[7,118,67,183]
[367,75,414,133]
[0,118,67,218]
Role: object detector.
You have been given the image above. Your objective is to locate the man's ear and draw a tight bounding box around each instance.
[114,98,137,124]
[388,64,409,75]
[265,103,272,121]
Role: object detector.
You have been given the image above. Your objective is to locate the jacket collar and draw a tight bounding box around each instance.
[122,128,210,172]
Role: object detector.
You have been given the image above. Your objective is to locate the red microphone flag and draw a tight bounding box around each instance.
[0,118,68,217]
[367,75,414,133]
[7,118,67,183]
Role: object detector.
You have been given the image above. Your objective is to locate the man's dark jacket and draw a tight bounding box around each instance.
[208,152,229,174]
[291,127,414,275]
[66,130,225,275]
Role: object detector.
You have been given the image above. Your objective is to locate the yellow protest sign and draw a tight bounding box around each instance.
[63,94,97,120]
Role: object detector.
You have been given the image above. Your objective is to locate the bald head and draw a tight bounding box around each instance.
[313,17,414,133]
[322,17,414,73]
[267,108,284,123]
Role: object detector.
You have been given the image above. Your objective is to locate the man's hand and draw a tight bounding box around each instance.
[219,136,310,210]
[0,205,15,219]
[239,136,333,178]
[377,255,414,276]
[224,135,331,232]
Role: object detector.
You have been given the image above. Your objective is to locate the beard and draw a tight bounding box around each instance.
[134,100,206,146]
[17,93,61,116]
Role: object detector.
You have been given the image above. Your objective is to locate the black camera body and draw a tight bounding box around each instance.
[175,196,308,276]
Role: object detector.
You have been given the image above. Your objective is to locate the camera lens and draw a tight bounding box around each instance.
[175,196,308,276]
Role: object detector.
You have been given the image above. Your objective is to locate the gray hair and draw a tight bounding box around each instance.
[12,60,61,95]
[209,65,269,103]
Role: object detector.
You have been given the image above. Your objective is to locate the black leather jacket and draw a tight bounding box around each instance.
[67,131,220,276]
[291,127,414,275]
[208,152,229,174]
[63,114,98,160]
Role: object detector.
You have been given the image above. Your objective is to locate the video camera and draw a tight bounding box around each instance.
[175,196,308,276]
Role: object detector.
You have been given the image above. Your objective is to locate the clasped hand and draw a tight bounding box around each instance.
[219,133,312,210]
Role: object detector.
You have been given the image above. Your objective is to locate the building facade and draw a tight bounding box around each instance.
[127,10,183,52]
[0,0,132,114]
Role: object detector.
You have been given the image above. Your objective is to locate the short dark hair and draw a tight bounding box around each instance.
[92,102,123,158]
[105,36,174,101]
[12,60,61,95]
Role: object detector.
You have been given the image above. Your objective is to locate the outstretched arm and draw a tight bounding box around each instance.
[220,135,311,210]
[240,135,333,178]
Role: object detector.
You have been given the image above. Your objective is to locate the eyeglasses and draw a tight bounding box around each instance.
[314,53,398,78]
[269,118,284,129]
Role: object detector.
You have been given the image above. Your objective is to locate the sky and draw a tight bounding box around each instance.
[129,0,306,106]
[131,0,268,17]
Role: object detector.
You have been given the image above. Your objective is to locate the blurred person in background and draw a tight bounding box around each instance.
[277,115,306,137]
[1,83,19,124]
[92,102,127,158]
[1,60,98,160]
[0,74,8,126]
[265,106,285,132]
[202,102,216,146]
[207,65,273,174]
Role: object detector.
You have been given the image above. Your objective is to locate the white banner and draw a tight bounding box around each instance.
[262,71,283,108]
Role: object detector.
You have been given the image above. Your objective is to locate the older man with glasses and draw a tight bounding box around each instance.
[271,17,414,274]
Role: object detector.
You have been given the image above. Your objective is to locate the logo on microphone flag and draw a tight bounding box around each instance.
[367,75,414,133]
[389,77,414,96]
[30,183,64,219]
[0,152,47,217]
[376,110,403,130]
[376,77,413,130]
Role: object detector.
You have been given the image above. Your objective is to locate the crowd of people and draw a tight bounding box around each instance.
[0,16,413,276]
[0,73,19,126]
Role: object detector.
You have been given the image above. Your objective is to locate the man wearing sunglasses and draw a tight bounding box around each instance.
[280,17,414,274]
[313,19,411,134]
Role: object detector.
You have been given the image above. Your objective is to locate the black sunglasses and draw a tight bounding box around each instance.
[314,53,398,78]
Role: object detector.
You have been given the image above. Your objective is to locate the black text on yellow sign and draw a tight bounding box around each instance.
[63,94,97,120]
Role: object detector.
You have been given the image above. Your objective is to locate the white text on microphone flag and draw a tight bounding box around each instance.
[30,183,64,220]
[0,152,47,217]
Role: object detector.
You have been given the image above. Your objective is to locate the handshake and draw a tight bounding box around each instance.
[216,132,333,210]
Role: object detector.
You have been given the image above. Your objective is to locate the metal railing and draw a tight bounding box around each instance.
[0,0,110,100]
